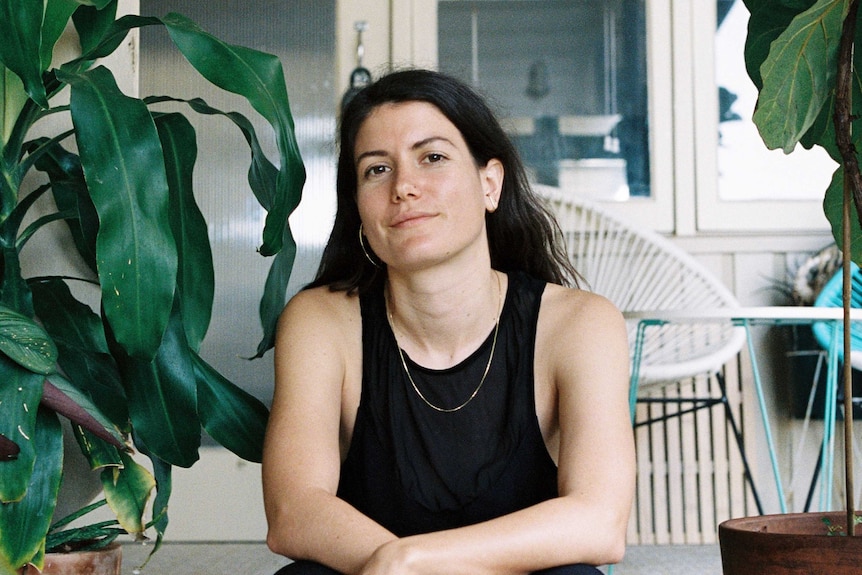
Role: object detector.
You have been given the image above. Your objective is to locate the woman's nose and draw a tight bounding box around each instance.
[392,167,420,201]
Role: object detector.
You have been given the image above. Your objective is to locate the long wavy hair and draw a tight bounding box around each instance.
[307,68,579,294]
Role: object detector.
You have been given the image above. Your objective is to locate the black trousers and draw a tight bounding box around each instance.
[275,560,603,574]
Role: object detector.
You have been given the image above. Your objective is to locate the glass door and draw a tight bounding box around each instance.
[405,0,674,230]
[439,1,648,200]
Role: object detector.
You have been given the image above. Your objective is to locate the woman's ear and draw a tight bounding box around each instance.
[481,158,504,212]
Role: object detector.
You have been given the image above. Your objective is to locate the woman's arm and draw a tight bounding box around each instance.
[359,287,635,575]
[262,288,397,574]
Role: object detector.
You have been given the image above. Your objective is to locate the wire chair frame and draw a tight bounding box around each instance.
[538,186,762,515]
[537,185,747,387]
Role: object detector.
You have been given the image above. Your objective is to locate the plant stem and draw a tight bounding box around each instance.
[835,0,862,229]
[843,153,855,536]
[834,0,859,536]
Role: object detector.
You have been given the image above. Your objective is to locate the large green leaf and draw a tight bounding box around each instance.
[0,0,47,108]
[160,12,305,257]
[0,246,34,320]
[65,14,162,69]
[752,0,849,153]
[192,351,269,463]
[113,300,199,468]
[132,443,171,559]
[255,235,297,358]
[824,165,862,262]
[72,0,119,56]
[46,373,125,449]
[0,304,57,375]
[145,97,294,357]
[0,355,44,503]
[1,64,28,147]
[73,426,123,472]
[799,9,862,155]
[59,65,178,361]
[146,96,281,217]
[154,113,213,350]
[41,0,80,72]
[34,141,99,272]
[0,407,62,574]
[59,12,304,353]
[743,0,815,90]
[100,450,155,536]
[30,279,128,428]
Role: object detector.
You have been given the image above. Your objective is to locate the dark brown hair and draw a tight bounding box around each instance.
[307,68,579,293]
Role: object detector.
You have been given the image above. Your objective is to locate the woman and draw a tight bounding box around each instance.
[263,69,635,575]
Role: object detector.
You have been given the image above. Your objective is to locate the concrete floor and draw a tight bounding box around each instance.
[119,542,723,575]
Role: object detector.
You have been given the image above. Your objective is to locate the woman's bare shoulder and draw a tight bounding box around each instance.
[537,283,628,363]
[540,283,624,326]
[273,286,362,391]
[280,286,359,327]
[275,288,362,360]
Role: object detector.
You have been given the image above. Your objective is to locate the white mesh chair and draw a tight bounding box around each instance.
[536,185,760,511]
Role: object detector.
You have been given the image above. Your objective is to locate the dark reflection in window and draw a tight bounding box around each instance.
[438,0,649,199]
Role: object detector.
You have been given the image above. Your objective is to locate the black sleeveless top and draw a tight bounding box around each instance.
[336,271,558,536]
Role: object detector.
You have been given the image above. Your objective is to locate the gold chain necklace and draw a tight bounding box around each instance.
[387,272,503,413]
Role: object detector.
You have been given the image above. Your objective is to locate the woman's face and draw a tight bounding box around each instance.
[354,101,503,272]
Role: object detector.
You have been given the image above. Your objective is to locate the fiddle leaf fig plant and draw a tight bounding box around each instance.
[0,0,305,573]
[743,0,862,261]
[744,0,862,535]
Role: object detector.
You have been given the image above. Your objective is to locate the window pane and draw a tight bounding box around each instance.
[438,0,650,200]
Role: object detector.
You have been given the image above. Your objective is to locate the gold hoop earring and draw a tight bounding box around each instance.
[359,224,381,268]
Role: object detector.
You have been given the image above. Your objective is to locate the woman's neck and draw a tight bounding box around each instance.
[385,267,504,369]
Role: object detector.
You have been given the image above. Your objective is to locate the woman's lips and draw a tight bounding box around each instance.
[390,212,434,227]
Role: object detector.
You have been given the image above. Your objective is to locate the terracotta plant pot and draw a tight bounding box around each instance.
[719,511,862,574]
[18,543,121,575]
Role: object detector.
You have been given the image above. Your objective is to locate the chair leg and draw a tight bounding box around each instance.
[802,371,856,512]
[803,448,823,512]
[634,372,764,515]
[714,372,764,515]
[634,397,722,427]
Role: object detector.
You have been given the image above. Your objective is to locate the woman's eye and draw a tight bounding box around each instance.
[364,165,389,177]
[426,153,445,163]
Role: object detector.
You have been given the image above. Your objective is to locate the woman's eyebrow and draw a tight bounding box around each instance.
[356,136,457,164]
[356,149,388,164]
[411,136,455,150]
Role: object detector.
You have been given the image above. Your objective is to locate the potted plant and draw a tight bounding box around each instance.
[719,0,862,572]
[0,1,304,573]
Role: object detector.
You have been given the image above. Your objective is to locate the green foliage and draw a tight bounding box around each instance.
[45,500,127,553]
[822,513,862,535]
[743,0,862,262]
[0,407,62,574]
[0,0,304,572]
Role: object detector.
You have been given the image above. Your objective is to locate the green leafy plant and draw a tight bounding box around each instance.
[744,0,862,536]
[823,513,862,535]
[0,1,304,573]
[743,0,862,260]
